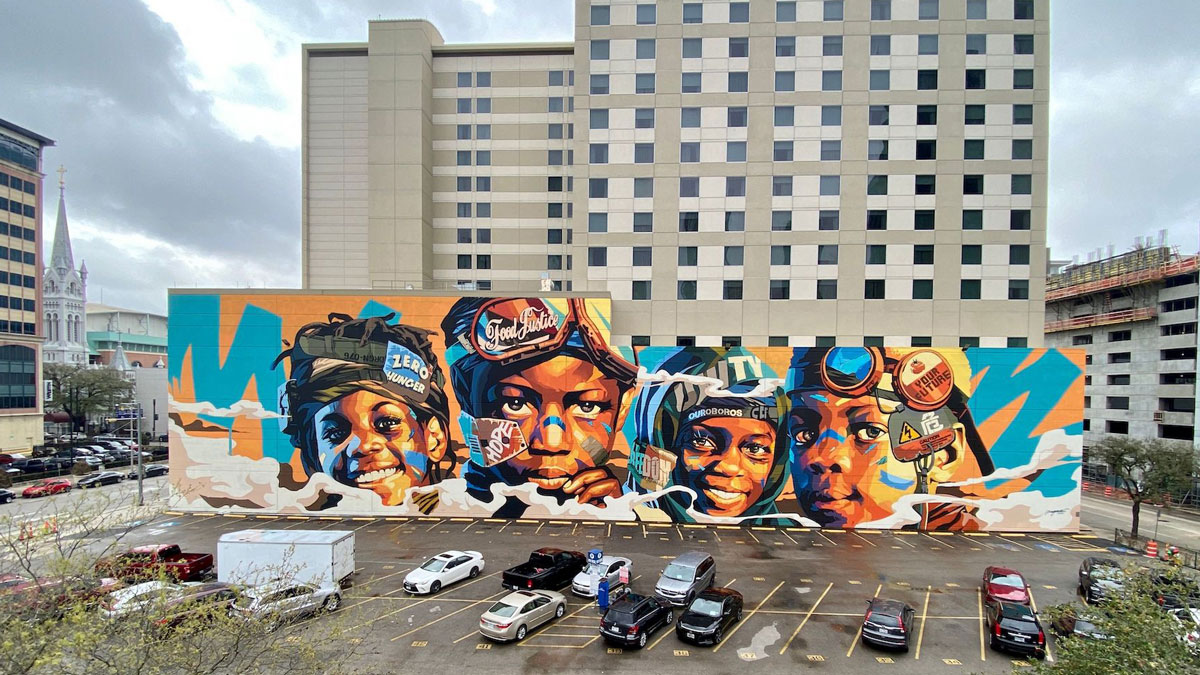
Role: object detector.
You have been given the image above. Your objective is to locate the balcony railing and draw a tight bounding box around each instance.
[1046,256,1199,301]
[1044,306,1157,333]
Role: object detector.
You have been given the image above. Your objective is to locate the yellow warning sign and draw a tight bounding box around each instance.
[899,423,921,443]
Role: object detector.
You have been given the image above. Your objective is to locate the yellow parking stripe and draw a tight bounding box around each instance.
[977,588,986,662]
[713,581,785,653]
[914,585,932,659]
[846,584,882,657]
[780,582,832,654]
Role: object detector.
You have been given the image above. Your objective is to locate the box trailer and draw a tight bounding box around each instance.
[217,529,355,588]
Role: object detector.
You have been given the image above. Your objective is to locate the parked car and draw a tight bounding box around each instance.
[985,600,1046,659]
[128,464,168,479]
[77,471,125,488]
[14,458,50,474]
[22,478,72,498]
[982,566,1031,605]
[403,550,484,594]
[861,598,916,651]
[152,582,238,629]
[230,580,341,631]
[95,544,215,582]
[1078,557,1123,604]
[478,589,565,642]
[8,576,124,619]
[676,587,743,646]
[571,555,631,597]
[654,551,716,606]
[0,488,14,504]
[1051,605,1111,641]
[1170,607,1200,654]
[601,592,674,648]
[1150,571,1200,611]
[78,456,104,469]
[501,548,586,591]
[101,581,191,620]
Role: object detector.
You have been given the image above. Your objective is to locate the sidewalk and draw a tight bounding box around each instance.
[1080,492,1200,552]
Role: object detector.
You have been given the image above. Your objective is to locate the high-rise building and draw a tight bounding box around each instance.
[0,117,53,452]
[1044,241,1200,449]
[303,0,1049,348]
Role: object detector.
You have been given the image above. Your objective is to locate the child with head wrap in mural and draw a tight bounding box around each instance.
[440,297,639,517]
[274,313,455,511]
[785,347,995,530]
[627,347,791,524]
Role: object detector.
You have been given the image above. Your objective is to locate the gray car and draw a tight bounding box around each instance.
[230,580,341,631]
[654,551,716,606]
[478,590,565,642]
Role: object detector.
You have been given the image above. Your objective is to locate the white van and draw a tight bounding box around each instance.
[217,529,355,588]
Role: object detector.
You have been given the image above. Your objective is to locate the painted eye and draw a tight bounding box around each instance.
[320,423,349,446]
[501,397,530,415]
[792,428,816,447]
[852,425,887,443]
[742,443,771,459]
[689,431,717,451]
[375,416,405,434]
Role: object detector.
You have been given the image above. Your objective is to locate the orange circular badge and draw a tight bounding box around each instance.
[894,350,955,411]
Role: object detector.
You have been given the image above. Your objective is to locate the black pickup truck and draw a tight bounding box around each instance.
[502,548,586,591]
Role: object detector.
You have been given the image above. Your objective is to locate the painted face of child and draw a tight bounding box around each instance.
[677,416,775,517]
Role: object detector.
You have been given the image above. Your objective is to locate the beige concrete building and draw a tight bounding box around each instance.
[302,0,1049,348]
[0,118,51,452]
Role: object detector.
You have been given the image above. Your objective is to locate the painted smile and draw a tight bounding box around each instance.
[528,468,571,490]
[355,467,398,484]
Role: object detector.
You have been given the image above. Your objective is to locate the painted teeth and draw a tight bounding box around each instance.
[356,467,397,483]
[707,488,741,500]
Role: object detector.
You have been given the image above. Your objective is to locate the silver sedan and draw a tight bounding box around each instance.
[230,580,341,630]
[478,589,565,642]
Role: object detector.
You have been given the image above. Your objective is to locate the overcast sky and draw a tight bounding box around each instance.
[2,0,1198,314]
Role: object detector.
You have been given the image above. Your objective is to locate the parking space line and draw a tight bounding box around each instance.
[390,590,507,641]
[498,521,513,533]
[424,519,445,533]
[463,520,478,533]
[996,535,1033,550]
[914,585,932,659]
[779,529,799,545]
[712,580,784,653]
[921,533,954,548]
[851,532,877,547]
[815,530,838,546]
[977,588,986,662]
[780,582,832,655]
[845,584,882,658]
[745,529,761,544]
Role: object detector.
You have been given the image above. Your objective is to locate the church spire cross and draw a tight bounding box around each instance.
[56,164,66,190]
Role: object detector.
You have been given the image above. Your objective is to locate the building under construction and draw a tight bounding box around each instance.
[1045,236,1199,450]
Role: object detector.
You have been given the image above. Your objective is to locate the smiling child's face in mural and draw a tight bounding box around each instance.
[677,416,775,518]
[790,390,965,527]
[313,389,447,506]
[488,355,629,506]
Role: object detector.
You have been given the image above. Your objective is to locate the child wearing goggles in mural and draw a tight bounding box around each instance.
[441,298,638,516]
[786,347,994,530]
[274,313,455,509]
[628,348,790,523]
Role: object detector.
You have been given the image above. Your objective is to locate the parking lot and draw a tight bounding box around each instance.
[109,512,1122,674]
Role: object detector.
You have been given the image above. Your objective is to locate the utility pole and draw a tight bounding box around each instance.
[135,402,143,506]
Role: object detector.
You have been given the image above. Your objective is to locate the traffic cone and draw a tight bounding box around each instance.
[1146,540,1159,558]
[1105,486,1113,497]
[42,517,58,535]
[1083,481,1091,491]
[16,522,30,541]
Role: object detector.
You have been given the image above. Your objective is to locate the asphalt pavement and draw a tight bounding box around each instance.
[1079,492,1200,550]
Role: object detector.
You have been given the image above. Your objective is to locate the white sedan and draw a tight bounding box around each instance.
[571,555,632,597]
[402,550,485,594]
[101,580,190,619]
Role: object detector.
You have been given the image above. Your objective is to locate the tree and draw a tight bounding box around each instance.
[42,364,134,440]
[1095,436,1197,537]
[1034,563,1200,675]
[0,491,371,675]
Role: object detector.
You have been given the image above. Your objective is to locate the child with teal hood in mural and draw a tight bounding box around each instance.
[441,297,639,517]
[627,347,791,524]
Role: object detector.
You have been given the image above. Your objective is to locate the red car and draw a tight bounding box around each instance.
[22,478,72,498]
[95,544,215,582]
[982,566,1031,605]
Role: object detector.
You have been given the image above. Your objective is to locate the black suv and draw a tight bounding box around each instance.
[985,601,1045,658]
[861,598,915,651]
[676,587,742,645]
[1078,557,1122,604]
[600,593,674,648]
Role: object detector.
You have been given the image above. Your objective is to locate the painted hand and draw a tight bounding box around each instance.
[561,467,621,508]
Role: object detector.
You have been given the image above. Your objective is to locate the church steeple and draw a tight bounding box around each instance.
[50,167,75,273]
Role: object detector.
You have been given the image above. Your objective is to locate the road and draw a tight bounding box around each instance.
[1079,492,1200,549]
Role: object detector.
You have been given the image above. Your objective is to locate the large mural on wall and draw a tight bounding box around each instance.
[167,292,1084,532]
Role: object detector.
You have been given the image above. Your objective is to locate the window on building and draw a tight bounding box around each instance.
[915,140,937,160]
[961,279,981,299]
[635,108,655,129]
[864,280,886,299]
[725,211,745,231]
[680,142,700,163]
[913,279,933,299]
[683,2,703,23]
[636,38,656,59]
[817,244,838,265]
[820,140,840,161]
[1014,104,1034,125]
[871,0,891,20]
[729,2,749,22]
[771,245,791,265]
[772,211,792,231]
[589,144,608,164]
[1109,352,1132,364]
[588,212,607,232]
[1009,245,1031,265]
[913,245,935,265]
[965,104,986,125]
[777,0,797,21]
[590,75,609,95]
[869,105,889,126]
[678,281,697,300]
[816,280,838,299]
[729,72,749,92]
[867,210,887,231]
[917,104,937,125]
[769,280,790,300]
[680,177,699,197]
[1106,396,1130,410]
[824,0,843,20]
[724,246,744,266]
[963,174,984,195]
[915,175,936,195]
[1014,69,1034,89]
[1008,280,1029,300]
[917,69,938,90]
[679,212,699,232]
[635,73,655,93]
[871,35,891,56]
[870,70,890,91]
[866,245,887,265]
[776,71,796,92]
[822,70,842,91]
[633,212,653,232]
[726,176,746,197]
[867,175,888,196]
[822,105,842,126]
[1012,174,1032,194]
[918,34,938,55]
[591,40,609,60]
[681,107,700,128]
[966,34,987,55]
[729,37,749,58]
[773,176,793,196]
[819,210,839,230]
[682,38,702,59]
[823,35,843,56]
[631,281,651,300]
[919,0,939,18]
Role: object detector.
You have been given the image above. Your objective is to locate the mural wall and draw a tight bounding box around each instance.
[167,292,1084,532]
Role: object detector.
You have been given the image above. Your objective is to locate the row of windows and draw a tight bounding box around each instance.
[0,296,35,311]
[0,222,36,241]
[585,208,1032,233]
[590,0,1033,25]
[0,171,35,195]
[0,320,36,335]
[0,272,36,288]
[601,138,1034,163]
[1162,297,1197,313]
[650,335,1027,349]
[586,69,1033,94]
[586,103,1032,128]
[454,203,492,218]
[613,278,1031,301]
[456,228,575,245]
[0,197,34,219]
[589,34,1032,61]
[0,247,35,265]
[585,244,1029,267]
[455,71,492,88]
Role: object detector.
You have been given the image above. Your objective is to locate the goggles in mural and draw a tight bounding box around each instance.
[817,347,959,462]
[460,297,637,384]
